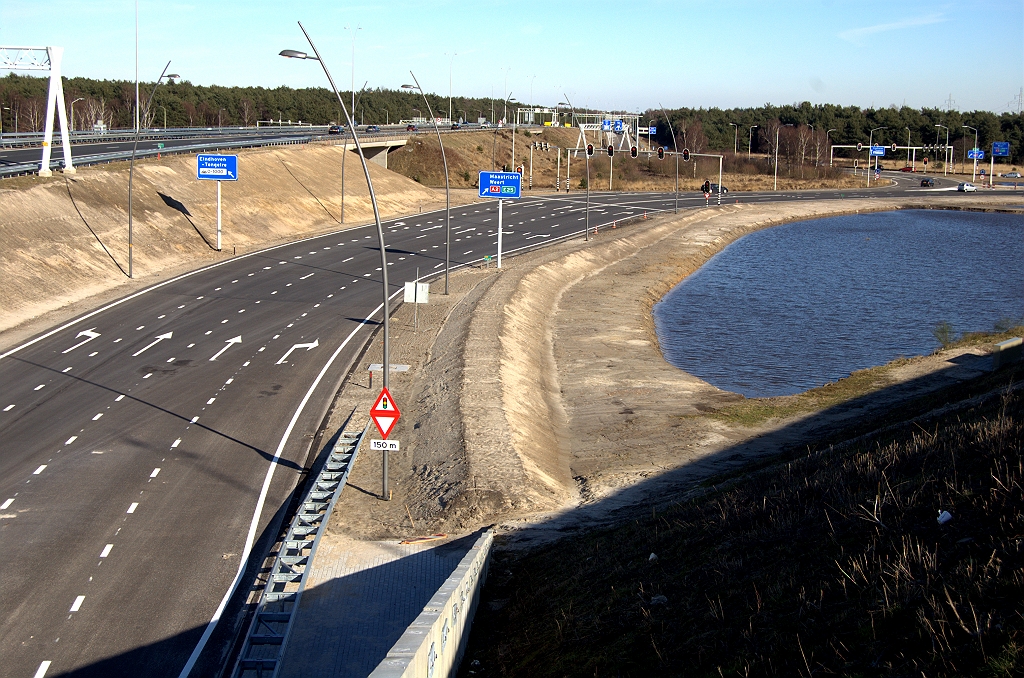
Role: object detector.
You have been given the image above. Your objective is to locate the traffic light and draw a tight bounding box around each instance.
[657,147,665,160]
[630,146,638,158]
[682,148,690,161]
[702,180,711,193]
[607,145,614,157]
[586,144,594,156]
[856,142,863,152]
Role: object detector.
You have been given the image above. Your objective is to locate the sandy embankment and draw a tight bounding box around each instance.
[0,142,483,349]
[325,194,1021,540]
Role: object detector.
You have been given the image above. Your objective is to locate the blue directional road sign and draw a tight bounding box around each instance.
[478,171,522,199]
[197,154,239,181]
[649,125,656,135]
[601,120,612,132]
[992,141,1010,157]
[968,149,985,160]
[869,145,886,157]
[614,120,624,133]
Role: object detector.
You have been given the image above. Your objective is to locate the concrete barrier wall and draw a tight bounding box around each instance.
[369,530,494,678]
[993,337,1023,370]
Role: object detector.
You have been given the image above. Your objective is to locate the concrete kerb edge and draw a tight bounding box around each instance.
[368,529,494,678]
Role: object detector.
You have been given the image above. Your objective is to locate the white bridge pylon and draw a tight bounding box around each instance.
[0,46,75,176]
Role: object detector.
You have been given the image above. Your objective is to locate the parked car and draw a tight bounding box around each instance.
[365,125,381,133]
[406,124,418,132]
[710,183,729,194]
[957,182,977,192]
[920,178,935,187]
[327,125,343,135]
[1004,171,1022,178]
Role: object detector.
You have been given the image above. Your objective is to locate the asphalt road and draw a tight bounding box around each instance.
[0,171,961,678]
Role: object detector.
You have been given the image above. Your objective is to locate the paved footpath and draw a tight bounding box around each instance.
[279,532,477,677]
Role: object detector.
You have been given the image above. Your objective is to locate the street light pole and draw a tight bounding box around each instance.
[563,95,590,240]
[963,125,978,181]
[659,103,679,213]
[403,75,451,295]
[69,97,83,132]
[867,126,887,187]
[493,93,514,170]
[826,128,837,166]
[446,52,457,122]
[905,126,911,166]
[774,126,780,191]
[935,124,949,176]
[282,24,393,502]
[128,62,179,279]
[729,122,738,155]
[748,125,757,158]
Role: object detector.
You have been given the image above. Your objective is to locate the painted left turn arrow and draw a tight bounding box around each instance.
[62,328,101,354]
[276,338,319,365]
[209,336,242,362]
[132,331,173,357]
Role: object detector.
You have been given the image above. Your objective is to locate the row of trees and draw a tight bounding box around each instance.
[648,101,1024,165]
[2,73,1022,164]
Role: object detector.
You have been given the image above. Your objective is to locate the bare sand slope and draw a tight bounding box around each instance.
[0,142,482,345]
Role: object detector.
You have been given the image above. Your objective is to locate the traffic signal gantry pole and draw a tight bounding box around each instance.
[659,103,679,213]
[562,94,590,241]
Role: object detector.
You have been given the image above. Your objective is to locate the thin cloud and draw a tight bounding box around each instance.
[838,14,946,43]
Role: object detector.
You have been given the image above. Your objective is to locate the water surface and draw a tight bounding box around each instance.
[653,210,1024,397]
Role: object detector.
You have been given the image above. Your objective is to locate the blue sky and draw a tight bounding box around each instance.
[2,0,1022,113]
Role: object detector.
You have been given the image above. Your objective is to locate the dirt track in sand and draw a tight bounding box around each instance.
[322,194,1022,542]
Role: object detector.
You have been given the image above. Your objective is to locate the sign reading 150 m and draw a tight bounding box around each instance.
[478,171,522,199]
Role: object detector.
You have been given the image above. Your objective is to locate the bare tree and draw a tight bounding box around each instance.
[760,119,781,166]
[797,125,811,176]
[241,99,252,127]
[25,98,44,132]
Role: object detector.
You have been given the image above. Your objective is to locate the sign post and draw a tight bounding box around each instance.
[478,171,522,268]
[992,142,1010,188]
[404,267,429,330]
[370,386,401,500]
[196,154,239,251]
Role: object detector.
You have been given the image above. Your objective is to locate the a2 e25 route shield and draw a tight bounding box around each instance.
[478,171,522,199]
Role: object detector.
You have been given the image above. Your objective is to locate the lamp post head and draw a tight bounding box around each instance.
[165,74,180,81]
[280,49,315,60]
[401,84,416,90]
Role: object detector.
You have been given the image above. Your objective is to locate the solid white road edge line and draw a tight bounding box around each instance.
[177,286,403,678]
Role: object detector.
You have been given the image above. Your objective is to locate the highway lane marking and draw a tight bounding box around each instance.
[132,331,173,357]
[70,595,85,612]
[343,256,354,262]
[171,439,181,448]
[33,465,47,474]
[300,273,315,280]
[33,660,51,678]
[35,384,45,390]
[100,544,113,558]
[144,373,152,379]
[62,328,101,354]
[115,395,124,401]
[1,498,14,509]
[126,502,138,513]
[150,468,161,478]
[4,404,13,411]
[89,351,98,356]
[190,416,199,423]
[92,413,103,421]
[62,367,72,373]
[167,357,175,362]
[207,398,216,404]
[65,436,77,445]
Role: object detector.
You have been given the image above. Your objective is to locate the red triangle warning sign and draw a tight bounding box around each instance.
[370,387,401,439]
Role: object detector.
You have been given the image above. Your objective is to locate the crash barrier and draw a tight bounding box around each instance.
[992,337,1023,370]
[368,529,494,678]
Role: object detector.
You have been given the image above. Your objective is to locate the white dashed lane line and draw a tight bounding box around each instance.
[100,544,113,558]
[126,502,138,514]
[1,498,14,509]
[3,405,13,411]
[70,595,85,612]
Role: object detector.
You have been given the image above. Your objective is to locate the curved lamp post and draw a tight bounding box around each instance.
[69,97,84,132]
[562,95,590,240]
[281,24,393,500]
[659,103,679,213]
[748,125,758,158]
[867,126,887,187]
[935,124,949,176]
[826,128,837,166]
[962,125,978,181]
[492,93,515,170]
[128,62,178,279]
[402,75,452,295]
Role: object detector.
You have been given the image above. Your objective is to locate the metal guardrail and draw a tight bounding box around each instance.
[231,422,369,678]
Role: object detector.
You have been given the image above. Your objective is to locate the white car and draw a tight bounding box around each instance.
[957,182,977,192]
[1004,171,1022,178]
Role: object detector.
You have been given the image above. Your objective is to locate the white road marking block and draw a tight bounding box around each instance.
[92,413,103,421]
[70,595,85,612]
[150,468,161,478]
[171,439,181,448]
[1,498,13,509]
[127,502,138,513]
[33,465,46,475]
[100,544,113,558]
[33,660,51,678]
[115,395,125,401]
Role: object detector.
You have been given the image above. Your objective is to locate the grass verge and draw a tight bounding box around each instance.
[462,366,1024,677]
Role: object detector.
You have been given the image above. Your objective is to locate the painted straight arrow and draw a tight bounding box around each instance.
[132,331,173,357]
[275,338,319,365]
[62,328,101,354]
[209,336,242,362]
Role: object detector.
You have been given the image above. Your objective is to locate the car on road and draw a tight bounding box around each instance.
[900,166,916,172]
[328,125,343,135]
[406,124,418,132]
[920,178,935,187]
[365,125,381,133]
[957,182,977,192]
[710,183,729,194]
[450,123,461,130]
[1004,171,1022,178]
[480,121,492,128]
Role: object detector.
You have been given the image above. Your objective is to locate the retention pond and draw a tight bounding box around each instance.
[653,209,1024,398]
